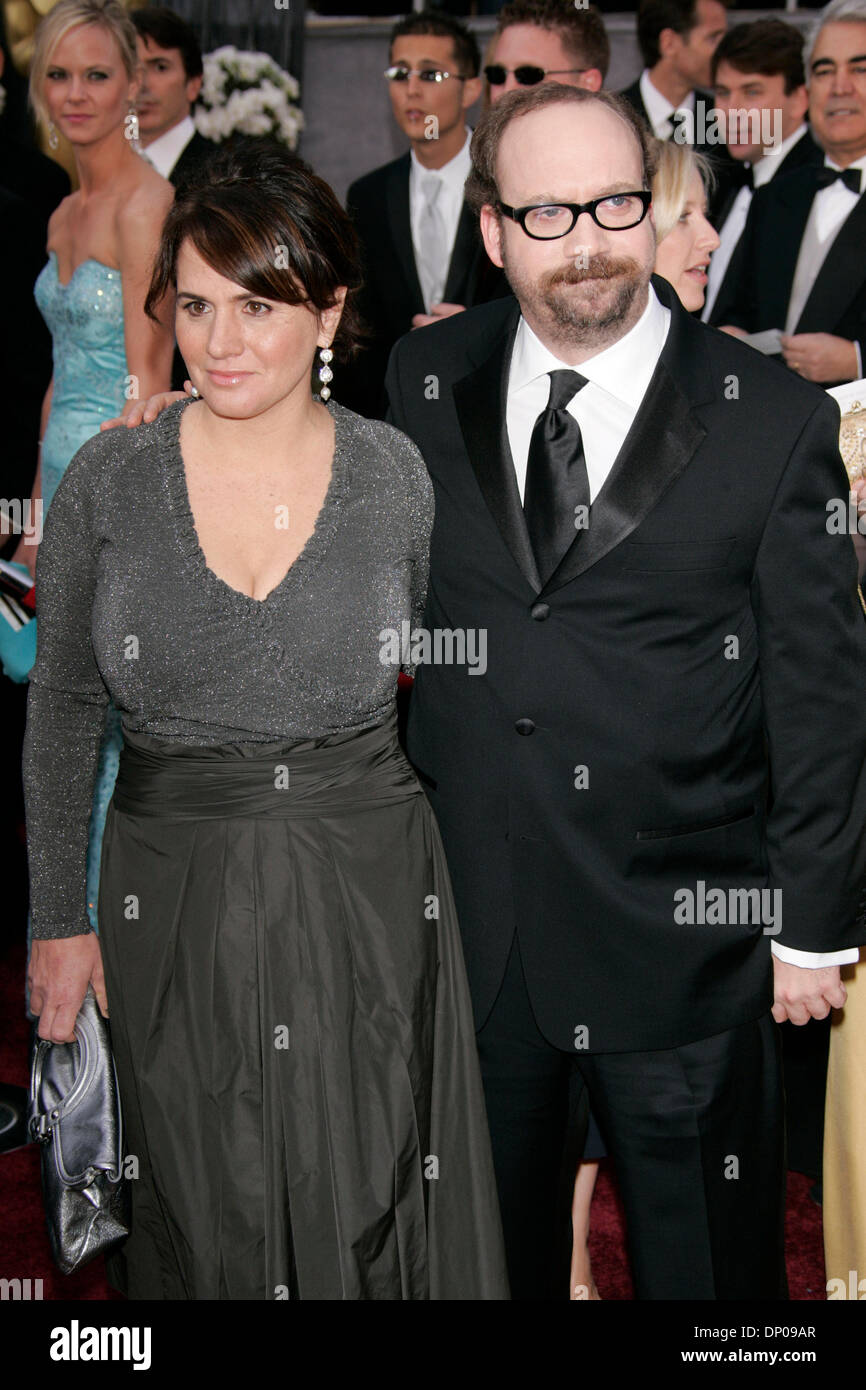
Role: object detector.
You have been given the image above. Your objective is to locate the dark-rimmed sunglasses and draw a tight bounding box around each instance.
[498,192,652,238]
[484,64,589,87]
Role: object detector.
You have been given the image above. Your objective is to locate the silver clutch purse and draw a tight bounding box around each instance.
[28,986,130,1275]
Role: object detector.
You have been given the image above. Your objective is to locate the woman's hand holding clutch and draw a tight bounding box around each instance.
[28,934,109,1043]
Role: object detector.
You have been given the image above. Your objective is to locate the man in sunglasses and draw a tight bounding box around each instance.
[484,0,609,103]
[339,10,507,419]
[385,84,866,1299]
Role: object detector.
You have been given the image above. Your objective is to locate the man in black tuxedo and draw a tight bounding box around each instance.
[385,83,866,1299]
[620,0,727,147]
[130,8,216,190]
[341,12,505,418]
[720,0,866,387]
[702,19,821,328]
[130,9,216,392]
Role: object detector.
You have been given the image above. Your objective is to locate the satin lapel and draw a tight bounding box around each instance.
[796,192,866,335]
[386,157,425,314]
[540,283,709,595]
[452,304,541,592]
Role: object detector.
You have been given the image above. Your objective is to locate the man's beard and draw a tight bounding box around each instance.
[502,248,652,346]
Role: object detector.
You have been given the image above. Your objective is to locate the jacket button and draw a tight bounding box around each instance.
[515,718,535,736]
[530,603,550,621]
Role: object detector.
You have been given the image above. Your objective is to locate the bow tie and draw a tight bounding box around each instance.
[816,165,862,195]
[731,163,754,191]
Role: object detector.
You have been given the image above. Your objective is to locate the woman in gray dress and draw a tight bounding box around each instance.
[23,142,509,1300]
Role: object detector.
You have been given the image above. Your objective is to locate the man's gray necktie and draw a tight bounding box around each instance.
[417,172,448,313]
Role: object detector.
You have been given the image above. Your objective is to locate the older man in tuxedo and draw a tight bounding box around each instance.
[385,83,866,1299]
[720,0,866,385]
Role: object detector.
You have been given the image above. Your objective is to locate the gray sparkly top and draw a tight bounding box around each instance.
[23,398,433,940]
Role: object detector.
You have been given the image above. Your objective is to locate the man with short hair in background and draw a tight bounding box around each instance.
[620,0,727,147]
[702,18,821,327]
[484,0,610,102]
[131,6,216,189]
[340,10,506,418]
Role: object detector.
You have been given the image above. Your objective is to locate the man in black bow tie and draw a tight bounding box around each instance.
[385,80,866,1299]
[701,19,820,327]
[720,0,866,385]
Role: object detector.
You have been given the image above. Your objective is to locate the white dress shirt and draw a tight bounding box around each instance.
[702,125,810,323]
[506,283,858,967]
[507,284,669,503]
[140,114,197,180]
[785,152,866,379]
[409,130,472,308]
[639,69,695,141]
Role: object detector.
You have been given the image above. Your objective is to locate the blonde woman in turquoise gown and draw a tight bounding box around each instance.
[13,0,174,930]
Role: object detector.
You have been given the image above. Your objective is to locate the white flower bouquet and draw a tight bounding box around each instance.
[194,45,303,149]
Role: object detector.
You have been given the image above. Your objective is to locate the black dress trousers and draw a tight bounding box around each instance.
[476,932,787,1301]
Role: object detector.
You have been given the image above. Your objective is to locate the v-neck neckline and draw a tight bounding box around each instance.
[159,395,350,616]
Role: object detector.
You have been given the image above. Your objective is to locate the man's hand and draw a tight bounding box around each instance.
[100,382,192,430]
[772,958,846,1025]
[717,325,749,339]
[411,302,467,330]
[28,934,108,1042]
[779,332,858,385]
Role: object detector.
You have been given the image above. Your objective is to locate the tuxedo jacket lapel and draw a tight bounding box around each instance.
[796,192,866,334]
[543,279,710,594]
[386,156,425,314]
[453,302,542,592]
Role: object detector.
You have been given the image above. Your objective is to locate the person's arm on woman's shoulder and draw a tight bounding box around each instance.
[23,438,114,1042]
[116,176,176,416]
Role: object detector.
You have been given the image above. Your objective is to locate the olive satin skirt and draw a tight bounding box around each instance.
[97,711,509,1300]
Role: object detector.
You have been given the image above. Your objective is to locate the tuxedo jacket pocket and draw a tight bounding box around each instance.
[636,800,756,841]
[619,538,736,572]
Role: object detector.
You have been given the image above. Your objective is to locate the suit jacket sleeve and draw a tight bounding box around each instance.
[22,440,111,940]
[754,392,866,951]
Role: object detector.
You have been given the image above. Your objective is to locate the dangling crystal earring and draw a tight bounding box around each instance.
[47,120,59,150]
[318,346,334,401]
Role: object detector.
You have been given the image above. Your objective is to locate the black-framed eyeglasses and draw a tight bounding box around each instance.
[384,64,466,83]
[498,192,652,238]
[484,64,589,87]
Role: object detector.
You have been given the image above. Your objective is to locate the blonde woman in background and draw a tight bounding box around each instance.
[13,0,174,932]
[651,138,720,313]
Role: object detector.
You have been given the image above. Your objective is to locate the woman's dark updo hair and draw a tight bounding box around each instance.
[145,138,363,360]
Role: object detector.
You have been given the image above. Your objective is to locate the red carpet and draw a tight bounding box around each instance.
[0,932,826,1300]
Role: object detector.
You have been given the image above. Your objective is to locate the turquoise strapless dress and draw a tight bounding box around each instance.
[33,252,128,932]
